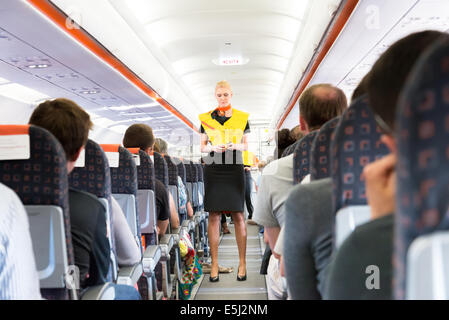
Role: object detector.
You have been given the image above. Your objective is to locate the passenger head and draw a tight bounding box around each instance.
[289,125,304,142]
[154,137,168,154]
[28,98,92,173]
[123,123,155,155]
[367,30,447,139]
[274,128,295,159]
[215,80,233,108]
[299,84,347,133]
[258,161,267,173]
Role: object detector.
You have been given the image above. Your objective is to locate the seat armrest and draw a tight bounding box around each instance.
[142,245,161,274]
[160,234,174,252]
[116,263,143,286]
[81,283,115,300]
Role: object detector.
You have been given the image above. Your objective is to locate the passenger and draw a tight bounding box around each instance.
[273,128,294,159]
[153,138,180,229]
[280,125,305,158]
[253,83,347,300]
[324,30,448,300]
[0,182,42,300]
[29,98,141,300]
[123,124,170,237]
[154,137,193,221]
[199,80,250,282]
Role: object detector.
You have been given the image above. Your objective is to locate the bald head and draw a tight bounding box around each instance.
[299,83,347,131]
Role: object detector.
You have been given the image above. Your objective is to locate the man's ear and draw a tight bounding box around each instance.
[381,134,397,154]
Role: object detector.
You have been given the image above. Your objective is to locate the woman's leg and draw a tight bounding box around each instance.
[231,211,247,276]
[208,211,221,277]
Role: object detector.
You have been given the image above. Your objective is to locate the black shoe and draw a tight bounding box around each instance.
[209,275,219,282]
[237,273,247,281]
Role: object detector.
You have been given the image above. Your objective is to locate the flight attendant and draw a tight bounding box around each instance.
[199,80,250,282]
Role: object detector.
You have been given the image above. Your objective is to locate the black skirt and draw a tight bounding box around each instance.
[203,162,245,212]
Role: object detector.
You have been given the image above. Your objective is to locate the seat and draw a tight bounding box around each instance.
[100,144,161,300]
[182,160,197,242]
[68,139,118,282]
[164,155,180,214]
[195,163,209,257]
[293,131,319,185]
[174,157,188,223]
[331,96,389,248]
[148,151,176,298]
[392,38,449,299]
[283,117,340,299]
[310,117,341,181]
[0,125,75,299]
[0,125,114,300]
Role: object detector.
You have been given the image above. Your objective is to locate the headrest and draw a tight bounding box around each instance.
[331,95,389,212]
[69,139,111,199]
[163,155,179,186]
[174,157,186,185]
[104,145,137,195]
[394,37,449,299]
[293,131,319,184]
[310,117,341,181]
[153,151,169,187]
[135,149,155,191]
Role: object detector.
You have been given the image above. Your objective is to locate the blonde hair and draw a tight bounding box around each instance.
[215,80,232,92]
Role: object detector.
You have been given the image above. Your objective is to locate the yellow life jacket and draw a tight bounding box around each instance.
[243,151,255,166]
[199,108,249,146]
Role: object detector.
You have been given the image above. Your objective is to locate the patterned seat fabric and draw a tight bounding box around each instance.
[190,161,198,183]
[0,125,74,300]
[153,152,169,188]
[330,96,389,213]
[136,150,155,192]
[282,139,300,158]
[110,147,138,195]
[174,157,186,186]
[310,117,341,181]
[394,38,449,300]
[164,155,179,187]
[293,131,319,184]
[69,139,111,200]
[184,160,193,183]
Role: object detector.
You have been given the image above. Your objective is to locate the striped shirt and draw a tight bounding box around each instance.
[0,183,41,300]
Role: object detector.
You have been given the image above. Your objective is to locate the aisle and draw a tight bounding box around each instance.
[194,222,267,300]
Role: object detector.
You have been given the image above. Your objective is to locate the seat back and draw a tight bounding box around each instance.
[164,155,179,212]
[69,139,117,281]
[196,164,205,207]
[393,38,449,299]
[190,161,199,209]
[0,125,74,300]
[184,160,194,204]
[101,145,141,249]
[293,131,318,184]
[128,148,158,247]
[310,117,341,181]
[153,152,169,187]
[331,96,389,248]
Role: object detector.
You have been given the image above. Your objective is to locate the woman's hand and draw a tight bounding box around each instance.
[212,144,226,153]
